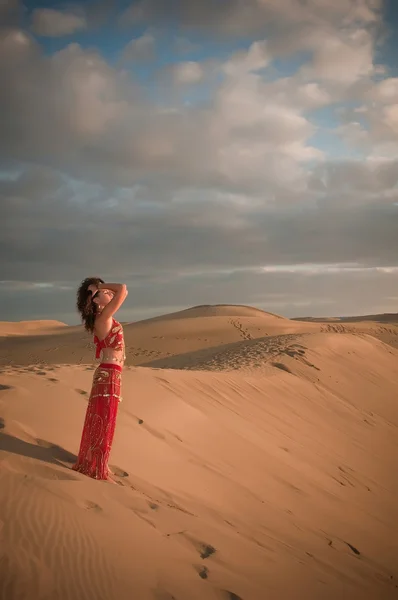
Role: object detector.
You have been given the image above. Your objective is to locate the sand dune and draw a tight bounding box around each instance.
[140,304,287,322]
[1,306,398,599]
[0,312,310,368]
[2,304,398,368]
[0,320,67,337]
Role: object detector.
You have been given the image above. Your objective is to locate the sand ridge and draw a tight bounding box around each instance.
[1,306,398,599]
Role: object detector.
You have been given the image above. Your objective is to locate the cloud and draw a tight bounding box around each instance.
[309,158,398,204]
[122,31,156,62]
[0,0,22,27]
[303,28,376,85]
[85,0,118,29]
[1,163,398,291]
[31,8,87,37]
[0,33,133,165]
[173,36,199,55]
[209,72,325,182]
[222,40,270,76]
[122,0,383,94]
[333,74,398,155]
[122,0,383,37]
[171,61,205,84]
[0,29,324,195]
[0,2,389,194]
[368,77,398,103]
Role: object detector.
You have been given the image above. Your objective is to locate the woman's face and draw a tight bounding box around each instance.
[92,289,114,307]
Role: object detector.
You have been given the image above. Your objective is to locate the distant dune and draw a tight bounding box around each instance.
[1,305,398,599]
[294,313,398,323]
[139,303,287,322]
[0,320,67,337]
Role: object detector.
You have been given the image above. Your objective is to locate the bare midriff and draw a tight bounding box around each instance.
[98,347,125,367]
[94,318,125,367]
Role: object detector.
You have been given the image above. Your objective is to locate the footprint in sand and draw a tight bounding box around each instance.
[180,532,217,556]
[75,389,88,396]
[345,542,360,556]
[200,544,216,559]
[194,565,209,579]
[109,465,129,478]
[81,500,103,512]
[271,362,293,374]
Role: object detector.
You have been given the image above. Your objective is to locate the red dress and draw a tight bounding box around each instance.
[73,319,125,480]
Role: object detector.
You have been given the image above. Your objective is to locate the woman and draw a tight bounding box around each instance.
[73,277,128,482]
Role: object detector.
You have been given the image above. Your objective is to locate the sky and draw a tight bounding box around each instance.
[1,0,398,324]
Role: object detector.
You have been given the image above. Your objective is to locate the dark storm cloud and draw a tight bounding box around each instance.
[2,165,398,287]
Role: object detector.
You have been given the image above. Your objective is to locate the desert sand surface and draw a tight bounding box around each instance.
[1,305,398,600]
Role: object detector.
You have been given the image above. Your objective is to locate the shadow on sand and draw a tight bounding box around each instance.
[0,427,77,469]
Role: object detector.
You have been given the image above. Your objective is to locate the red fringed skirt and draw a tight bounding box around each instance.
[73,363,122,480]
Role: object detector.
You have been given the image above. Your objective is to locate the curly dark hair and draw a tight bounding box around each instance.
[76,277,105,333]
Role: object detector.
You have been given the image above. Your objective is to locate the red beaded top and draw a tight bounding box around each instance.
[93,319,125,359]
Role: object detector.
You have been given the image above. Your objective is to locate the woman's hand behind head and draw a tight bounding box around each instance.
[87,284,98,294]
